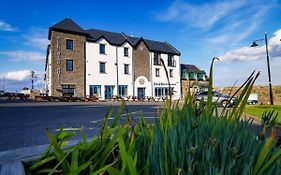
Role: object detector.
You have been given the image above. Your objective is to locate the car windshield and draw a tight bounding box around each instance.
[213,92,223,96]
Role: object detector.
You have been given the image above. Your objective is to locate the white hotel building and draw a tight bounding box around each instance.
[45,18,181,100]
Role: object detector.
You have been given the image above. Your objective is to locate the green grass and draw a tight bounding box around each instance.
[244,105,281,124]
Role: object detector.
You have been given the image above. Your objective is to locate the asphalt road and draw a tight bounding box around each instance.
[0,101,163,151]
[0,100,279,152]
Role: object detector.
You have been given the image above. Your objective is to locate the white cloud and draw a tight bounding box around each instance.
[157,0,250,30]
[213,58,281,87]
[219,29,281,62]
[0,70,45,92]
[205,3,272,45]
[0,50,45,62]
[0,20,17,32]
[213,29,281,87]
[157,0,276,56]
[23,28,49,50]
[0,70,31,81]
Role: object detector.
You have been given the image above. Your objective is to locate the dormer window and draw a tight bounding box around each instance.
[124,47,129,57]
[168,54,175,67]
[154,52,161,65]
[99,44,105,54]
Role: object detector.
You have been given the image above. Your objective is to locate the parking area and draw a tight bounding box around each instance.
[0,101,163,151]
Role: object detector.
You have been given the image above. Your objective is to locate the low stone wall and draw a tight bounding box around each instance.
[215,86,281,105]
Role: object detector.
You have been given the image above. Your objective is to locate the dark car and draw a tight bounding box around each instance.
[194,91,237,107]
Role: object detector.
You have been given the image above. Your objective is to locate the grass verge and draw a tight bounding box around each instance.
[244,105,281,124]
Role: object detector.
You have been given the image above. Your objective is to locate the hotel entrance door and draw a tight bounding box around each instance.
[105,85,114,100]
[137,88,145,99]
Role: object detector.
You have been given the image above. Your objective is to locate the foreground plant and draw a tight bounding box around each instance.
[26,59,281,175]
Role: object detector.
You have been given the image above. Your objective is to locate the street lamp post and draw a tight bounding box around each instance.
[251,33,274,105]
[31,71,35,92]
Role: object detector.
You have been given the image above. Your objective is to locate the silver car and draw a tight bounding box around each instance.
[194,91,237,107]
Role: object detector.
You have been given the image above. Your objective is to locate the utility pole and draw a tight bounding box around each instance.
[264,33,274,105]
[251,33,274,105]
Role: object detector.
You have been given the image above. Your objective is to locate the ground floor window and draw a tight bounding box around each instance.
[118,85,128,97]
[154,87,174,97]
[62,85,75,96]
[90,85,101,97]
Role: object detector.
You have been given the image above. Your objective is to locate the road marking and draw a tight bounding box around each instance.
[55,127,98,131]
[54,111,158,132]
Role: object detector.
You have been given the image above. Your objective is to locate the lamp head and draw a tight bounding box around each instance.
[251,41,259,47]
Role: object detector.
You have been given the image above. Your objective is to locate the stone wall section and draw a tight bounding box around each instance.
[181,79,209,97]
[216,86,281,105]
[133,41,151,81]
[50,31,86,97]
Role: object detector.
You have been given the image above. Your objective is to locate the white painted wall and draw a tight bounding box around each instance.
[134,76,152,97]
[117,42,133,97]
[86,39,134,100]
[46,48,52,96]
[151,52,181,100]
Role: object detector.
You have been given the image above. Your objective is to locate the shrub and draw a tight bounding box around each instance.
[26,59,281,175]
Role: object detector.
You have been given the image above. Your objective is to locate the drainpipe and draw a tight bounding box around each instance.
[116,46,119,96]
[150,52,153,97]
[132,49,135,96]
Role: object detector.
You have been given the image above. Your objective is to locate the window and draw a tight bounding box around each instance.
[62,85,75,96]
[182,71,189,79]
[155,68,160,77]
[66,60,73,71]
[100,62,106,73]
[124,47,129,57]
[66,39,73,50]
[124,64,129,74]
[194,73,198,80]
[168,54,175,67]
[169,69,173,77]
[118,85,128,97]
[99,44,105,54]
[154,87,174,97]
[90,85,101,97]
[154,52,161,65]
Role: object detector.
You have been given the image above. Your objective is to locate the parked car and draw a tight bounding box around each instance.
[194,91,237,107]
[247,93,258,105]
[247,99,258,105]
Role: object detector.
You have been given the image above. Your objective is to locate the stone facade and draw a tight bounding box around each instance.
[133,41,151,81]
[216,85,281,105]
[50,31,86,97]
[181,79,209,97]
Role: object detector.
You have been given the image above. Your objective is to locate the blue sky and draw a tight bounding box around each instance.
[0,0,281,92]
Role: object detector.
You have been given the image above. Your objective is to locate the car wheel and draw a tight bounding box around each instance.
[221,100,229,108]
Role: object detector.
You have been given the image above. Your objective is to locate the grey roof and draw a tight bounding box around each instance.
[49,18,180,55]
[48,18,88,39]
[143,39,180,55]
[86,29,127,45]
[50,18,87,34]
[126,36,139,46]
[181,64,204,73]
